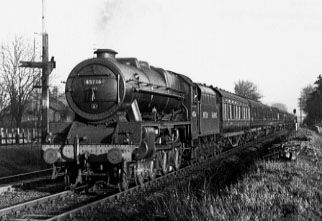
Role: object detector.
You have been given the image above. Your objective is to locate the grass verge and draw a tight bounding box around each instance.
[102,128,322,221]
[0,144,47,177]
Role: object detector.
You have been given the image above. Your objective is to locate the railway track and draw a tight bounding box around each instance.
[0,187,99,221]
[0,168,64,192]
[0,169,54,185]
[0,130,289,221]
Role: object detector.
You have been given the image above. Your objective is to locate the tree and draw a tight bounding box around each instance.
[271,103,288,112]
[234,80,263,101]
[298,85,314,114]
[0,36,40,127]
[0,80,9,124]
[303,75,322,125]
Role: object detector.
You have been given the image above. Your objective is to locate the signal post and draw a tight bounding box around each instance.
[20,33,55,143]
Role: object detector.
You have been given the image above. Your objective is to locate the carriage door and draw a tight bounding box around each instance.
[191,86,199,138]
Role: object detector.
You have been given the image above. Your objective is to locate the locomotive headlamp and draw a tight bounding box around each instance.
[43,148,58,164]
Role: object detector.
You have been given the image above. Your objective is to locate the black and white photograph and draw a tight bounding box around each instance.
[0,0,321,220]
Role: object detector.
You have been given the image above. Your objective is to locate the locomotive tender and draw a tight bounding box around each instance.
[42,49,294,190]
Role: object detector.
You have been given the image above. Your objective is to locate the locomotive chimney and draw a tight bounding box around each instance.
[94,49,118,59]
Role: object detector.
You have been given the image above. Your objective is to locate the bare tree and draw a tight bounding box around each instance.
[234,80,263,101]
[0,36,40,127]
[0,80,9,124]
[271,103,288,112]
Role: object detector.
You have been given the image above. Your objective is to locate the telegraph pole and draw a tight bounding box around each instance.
[21,0,55,142]
[299,102,303,125]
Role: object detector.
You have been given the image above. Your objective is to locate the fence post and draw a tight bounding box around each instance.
[32,128,36,143]
[16,128,20,144]
[22,128,25,144]
[5,128,8,145]
[27,128,31,143]
[10,128,13,144]
[38,128,41,143]
[11,128,14,144]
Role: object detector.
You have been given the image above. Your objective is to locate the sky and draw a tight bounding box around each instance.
[1,0,322,112]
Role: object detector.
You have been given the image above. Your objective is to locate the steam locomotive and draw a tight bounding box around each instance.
[42,49,294,190]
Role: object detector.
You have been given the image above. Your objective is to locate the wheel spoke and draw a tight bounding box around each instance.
[148,159,156,180]
[161,151,168,174]
[174,147,182,170]
[118,162,129,191]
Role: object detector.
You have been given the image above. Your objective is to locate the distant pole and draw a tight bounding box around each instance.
[300,102,303,125]
[293,108,298,131]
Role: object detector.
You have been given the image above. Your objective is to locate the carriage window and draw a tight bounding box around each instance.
[231,105,234,119]
[235,105,238,119]
[231,105,233,119]
[255,108,259,119]
[211,94,216,104]
[226,104,228,119]
[248,108,250,119]
[241,107,243,119]
[245,107,247,119]
[237,105,239,119]
[226,103,228,120]
[236,105,239,119]
[239,106,242,119]
[244,107,247,119]
[204,95,209,103]
[236,106,238,119]
[237,106,239,119]
[244,107,246,119]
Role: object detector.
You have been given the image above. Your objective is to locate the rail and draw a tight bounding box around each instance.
[0,169,55,185]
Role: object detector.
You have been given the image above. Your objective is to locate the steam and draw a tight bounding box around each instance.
[97,0,124,31]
